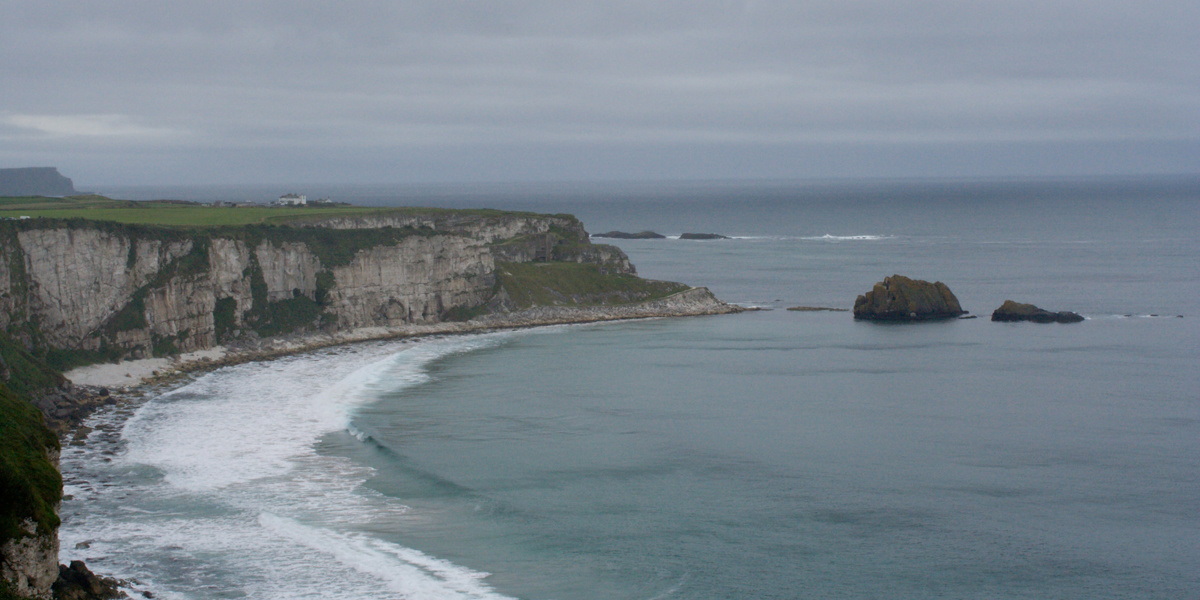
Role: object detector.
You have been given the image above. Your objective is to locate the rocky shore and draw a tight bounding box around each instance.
[65,286,740,389]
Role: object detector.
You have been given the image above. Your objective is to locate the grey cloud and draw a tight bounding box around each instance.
[1,1,1197,184]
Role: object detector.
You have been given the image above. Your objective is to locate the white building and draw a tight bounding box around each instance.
[277,193,307,206]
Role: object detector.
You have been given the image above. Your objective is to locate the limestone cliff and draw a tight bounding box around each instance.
[0,211,652,371]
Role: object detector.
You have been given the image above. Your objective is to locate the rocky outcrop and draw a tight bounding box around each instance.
[591,231,666,239]
[0,519,59,599]
[853,275,966,321]
[52,561,122,600]
[679,233,729,240]
[991,300,1084,323]
[472,286,738,327]
[0,168,76,197]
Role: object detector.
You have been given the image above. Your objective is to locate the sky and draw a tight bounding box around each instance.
[2,1,1198,186]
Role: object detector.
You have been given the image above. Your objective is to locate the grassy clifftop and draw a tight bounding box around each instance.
[0,195,554,228]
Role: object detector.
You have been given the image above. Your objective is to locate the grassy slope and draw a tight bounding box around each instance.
[496,262,689,308]
[0,335,62,546]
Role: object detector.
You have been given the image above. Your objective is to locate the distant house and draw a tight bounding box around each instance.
[277,193,307,206]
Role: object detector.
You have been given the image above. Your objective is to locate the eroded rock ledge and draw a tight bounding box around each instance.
[991,300,1084,323]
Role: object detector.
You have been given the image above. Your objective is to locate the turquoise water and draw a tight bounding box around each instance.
[61,179,1200,599]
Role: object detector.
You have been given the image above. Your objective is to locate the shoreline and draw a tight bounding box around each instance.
[65,286,741,389]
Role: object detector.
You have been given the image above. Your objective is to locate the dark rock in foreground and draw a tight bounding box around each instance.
[679,233,729,240]
[52,561,123,599]
[592,231,666,239]
[853,275,966,321]
[991,300,1084,323]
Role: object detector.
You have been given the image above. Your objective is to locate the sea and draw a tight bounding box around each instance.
[60,178,1199,599]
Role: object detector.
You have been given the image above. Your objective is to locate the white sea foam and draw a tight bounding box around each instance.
[718,234,893,241]
[260,513,512,599]
[800,233,892,241]
[62,333,519,599]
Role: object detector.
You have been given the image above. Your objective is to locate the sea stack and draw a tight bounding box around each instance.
[991,300,1084,323]
[852,275,966,321]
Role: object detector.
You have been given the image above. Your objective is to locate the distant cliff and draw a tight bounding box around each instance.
[0,168,76,197]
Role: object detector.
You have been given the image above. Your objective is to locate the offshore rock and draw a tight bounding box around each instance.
[852,275,965,321]
[679,233,729,240]
[991,300,1084,323]
[591,231,666,239]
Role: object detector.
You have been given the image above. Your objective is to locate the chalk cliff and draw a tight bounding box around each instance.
[0,211,717,371]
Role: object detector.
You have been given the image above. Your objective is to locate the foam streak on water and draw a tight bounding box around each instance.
[59,335,517,600]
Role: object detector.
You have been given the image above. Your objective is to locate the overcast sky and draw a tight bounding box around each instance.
[2,1,1198,186]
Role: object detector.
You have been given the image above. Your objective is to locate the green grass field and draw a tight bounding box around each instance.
[0,195,538,227]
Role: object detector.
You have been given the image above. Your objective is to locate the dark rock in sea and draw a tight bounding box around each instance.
[679,233,730,240]
[592,231,667,239]
[53,560,123,600]
[852,275,966,321]
[0,166,77,196]
[991,300,1084,323]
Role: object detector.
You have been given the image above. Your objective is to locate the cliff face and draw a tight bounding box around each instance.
[0,168,76,197]
[0,514,59,599]
[0,212,638,368]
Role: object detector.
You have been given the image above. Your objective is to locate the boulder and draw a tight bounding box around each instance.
[52,561,122,600]
[852,275,965,321]
[991,300,1084,323]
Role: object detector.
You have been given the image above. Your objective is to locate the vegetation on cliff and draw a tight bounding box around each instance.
[496,262,688,308]
[0,336,62,547]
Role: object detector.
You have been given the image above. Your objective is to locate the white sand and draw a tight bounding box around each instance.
[64,347,228,388]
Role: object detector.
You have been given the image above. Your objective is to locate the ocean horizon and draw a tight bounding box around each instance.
[60,177,1199,599]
